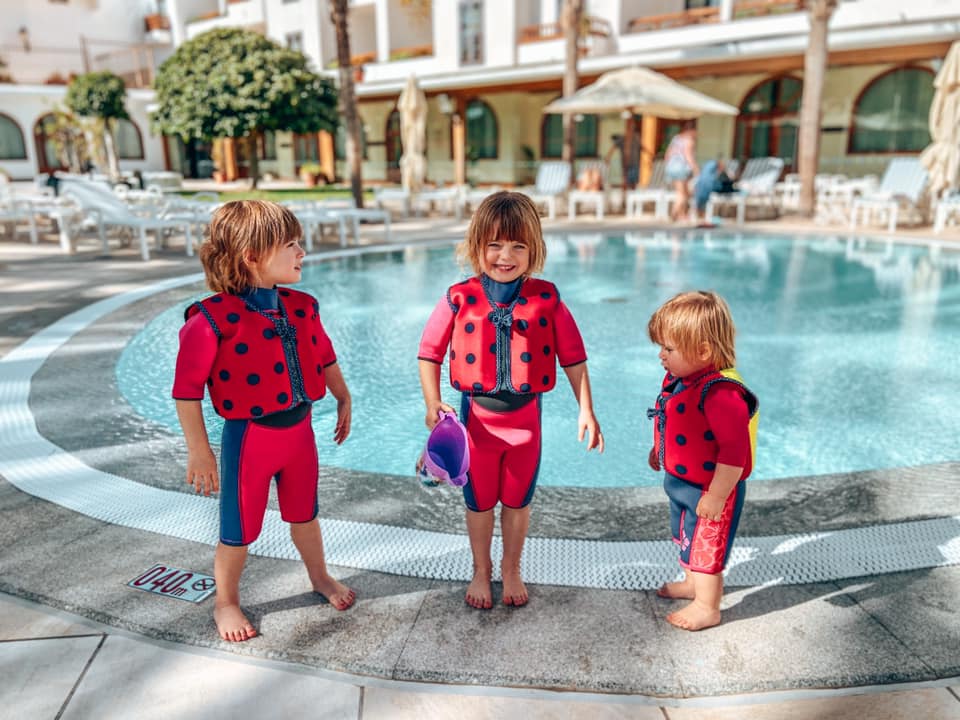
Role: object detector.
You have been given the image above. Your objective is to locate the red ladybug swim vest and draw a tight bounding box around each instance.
[447,276,560,394]
[649,369,758,485]
[186,289,328,419]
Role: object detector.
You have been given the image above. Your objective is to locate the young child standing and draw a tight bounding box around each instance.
[418,191,604,609]
[172,200,355,642]
[646,290,758,631]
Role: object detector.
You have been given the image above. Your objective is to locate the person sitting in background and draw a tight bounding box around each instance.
[693,160,737,228]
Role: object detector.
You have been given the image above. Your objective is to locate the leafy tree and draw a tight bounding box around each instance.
[65,71,128,180]
[151,27,338,187]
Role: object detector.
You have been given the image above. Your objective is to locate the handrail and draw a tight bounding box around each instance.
[627,0,804,32]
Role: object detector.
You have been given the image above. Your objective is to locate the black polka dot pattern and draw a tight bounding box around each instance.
[235,343,248,355]
[226,313,240,323]
[465,322,475,333]
[277,392,289,404]
[274,362,284,373]
[219,370,230,381]
[247,373,260,385]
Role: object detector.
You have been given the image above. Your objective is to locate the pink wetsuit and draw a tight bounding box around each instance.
[419,276,586,512]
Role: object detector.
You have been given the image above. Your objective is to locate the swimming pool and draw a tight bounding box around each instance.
[117,230,960,488]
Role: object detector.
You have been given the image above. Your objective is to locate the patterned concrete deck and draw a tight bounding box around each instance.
[1,218,959,713]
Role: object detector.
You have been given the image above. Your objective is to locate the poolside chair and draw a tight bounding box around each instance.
[0,198,39,245]
[58,177,193,261]
[706,157,784,224]
[518,161,571,220]
[624,160,670,220]
[933,191,960,234]
[412,185,461,220]
[568,161,610,220]
[849,157,929,233]
[373,186,411,218]
[458,185,501,217]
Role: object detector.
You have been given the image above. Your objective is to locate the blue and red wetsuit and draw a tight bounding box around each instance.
[418,274,587,512]
[172,286,338,546]
[648,368,757,574]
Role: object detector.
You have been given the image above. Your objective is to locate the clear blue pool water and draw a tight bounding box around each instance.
[117,230,960,487]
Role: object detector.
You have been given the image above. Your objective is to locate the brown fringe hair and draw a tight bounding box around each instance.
[647,290,737,370]
[457,191,546,277]
[199,200,302,294]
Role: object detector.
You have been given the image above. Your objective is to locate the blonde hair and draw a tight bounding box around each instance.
[456,191,546,277]
[647,290,737,370]
[199,200,302,294]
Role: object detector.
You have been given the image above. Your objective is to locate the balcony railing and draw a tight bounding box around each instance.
[518,15,612,44]
[627,0,805,33]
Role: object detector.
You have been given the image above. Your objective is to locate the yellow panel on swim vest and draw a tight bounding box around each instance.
[719,367,758,468]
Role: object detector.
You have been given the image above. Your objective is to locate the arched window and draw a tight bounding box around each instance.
[734,75,802,168]
[0,114,27,160]
[113,118,144,160]
[33,113,67,174]
[540,106,598,159]
[848,67,934,154]
[465,99,498,159]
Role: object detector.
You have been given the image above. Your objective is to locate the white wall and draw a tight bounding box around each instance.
[0,86,166,181]
[4,0,156,84]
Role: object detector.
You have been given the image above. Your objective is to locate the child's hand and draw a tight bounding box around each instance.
[648,447,660,471]
[186,447,219,496]
[333,396,351,445]
[696,493,725,522]
[578,410,604,453]
[425,400,454,429]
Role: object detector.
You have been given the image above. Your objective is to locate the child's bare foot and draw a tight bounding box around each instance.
[313,574,356,611]
[501,566,528,607]
[666,601,721,631]
[465,568,493,609]
[214,604,257,642]
[656,579,695,599]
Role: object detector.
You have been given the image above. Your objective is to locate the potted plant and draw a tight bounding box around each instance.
[144,13,170,31]
[299,162,323,187]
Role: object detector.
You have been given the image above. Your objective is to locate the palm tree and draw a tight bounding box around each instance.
[797,0,838,218]
[561,0,584,178]
[331,0,364,208]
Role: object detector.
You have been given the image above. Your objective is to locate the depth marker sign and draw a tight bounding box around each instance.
[128,563,216,603]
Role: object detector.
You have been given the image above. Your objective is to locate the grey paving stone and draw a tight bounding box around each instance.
[665,687,960,719]
[0,636,102,718]
[837,565,960,678]
[650,581,935,696]
[362,687,663,719]
[0,594,99,640]
[61,635,361,720]
[394,582,680,695]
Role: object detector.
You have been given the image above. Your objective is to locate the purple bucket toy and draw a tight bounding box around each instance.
[415,411,470,487]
